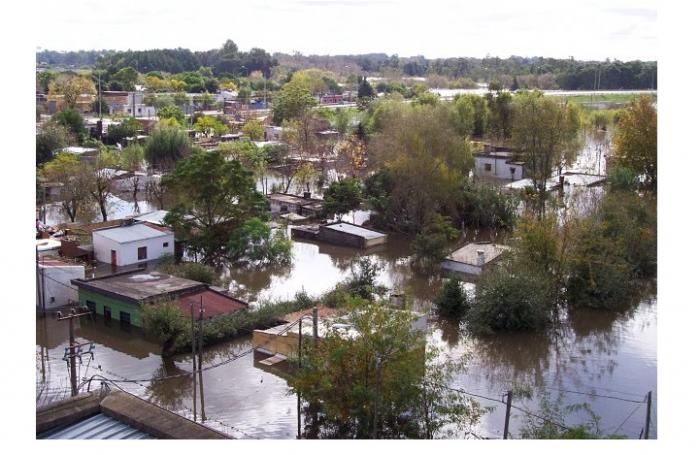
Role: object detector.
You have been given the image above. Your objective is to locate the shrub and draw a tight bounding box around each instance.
[459,182,519,229]
[413,214,460,267]
[141,299,189,356]
[434,276,469,318]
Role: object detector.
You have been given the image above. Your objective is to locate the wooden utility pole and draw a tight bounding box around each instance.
[297,317,302,439]
[644,391,652,439]
[312,307,319,346]
[190,303,197,421]
[198,298,205,421]
[503,390,513,439]
[373,355,382,439]
[56,308,92,396]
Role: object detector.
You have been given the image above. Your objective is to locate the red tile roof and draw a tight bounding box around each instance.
[177,289,248,319]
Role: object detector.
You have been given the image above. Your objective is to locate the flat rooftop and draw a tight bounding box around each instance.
[322,222,386,240]
[446,242,508,266]
[93,222,171,244]
[73,271,204,302]
[268,193,322,205]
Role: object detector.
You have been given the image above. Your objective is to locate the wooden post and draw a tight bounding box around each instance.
[198,298,205,421]
[57,308,91,397]
[297,317,302,439]
[503,390,513,439]
[312,307,319,346]
[373,355,382,439]
[644,391,652,439]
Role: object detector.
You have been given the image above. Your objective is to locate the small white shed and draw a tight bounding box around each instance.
[37,258,85,309]
[441,242,509,275]
[92,222,174,267]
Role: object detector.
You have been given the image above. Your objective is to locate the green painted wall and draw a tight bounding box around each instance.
[78,289,143,328]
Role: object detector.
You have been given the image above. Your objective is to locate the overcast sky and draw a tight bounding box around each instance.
[36,0,657,61]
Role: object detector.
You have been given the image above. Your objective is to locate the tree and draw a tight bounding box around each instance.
[105,117,141,145]
[52,109,86,141]
[144,125,192,171]
[194,115,228,137]
[290,300,483,439]
[40,153,90,222]
[357,76,376,110]
[323,177,363,219]
[344,257,384,301]
[157,105,185,125]
[611,95,657,191]
[486,90,513,142]
[511,91,581,217]
[227,217,292,265]
[458,182,519,230]
[121,144,145,204]
[272,81,317,124]
[141,299,189,357]
[242,119,264,141]
[293,162,320,193]
[48,74,96,109]
[434,277,469,318]
[88,149,119,221]
[413,214,460,267]
[36,123,69,166]
[162,150,268,264]
[111,66,139,91]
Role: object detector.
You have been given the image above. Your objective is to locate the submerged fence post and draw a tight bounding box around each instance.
[644,391,652,439]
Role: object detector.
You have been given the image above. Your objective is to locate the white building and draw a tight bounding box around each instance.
[474,151,525,181]
[92,221,174,267]
[264,125,284,142]
[441,242,509,275]
[37,258,85,310]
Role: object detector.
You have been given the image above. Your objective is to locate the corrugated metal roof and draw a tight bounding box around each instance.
[93,223,171,243]
[39,414,153,439]
[322,223,386,240]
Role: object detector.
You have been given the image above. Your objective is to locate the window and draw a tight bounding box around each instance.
[510,167,516,175]
[86,300,96,315]
[104,305,111,321]
[163,242,169,248]
[119,311,131,325]
[484,163,492,172]
[138,246,147,260]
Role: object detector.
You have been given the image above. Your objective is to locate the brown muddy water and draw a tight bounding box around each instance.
[36,230,656,439]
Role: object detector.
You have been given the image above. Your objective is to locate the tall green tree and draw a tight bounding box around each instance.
[40,153,90,222]
[611,95,657,191]
[162,150,268,264]
[272,81,317,124]
[323,177,363,219]
[144,125,192,171]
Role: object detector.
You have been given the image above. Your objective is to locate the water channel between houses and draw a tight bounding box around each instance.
[36,228,656,439]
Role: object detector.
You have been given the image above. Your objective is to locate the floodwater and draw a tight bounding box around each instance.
[36,229,657,439]
[35,131,655,439]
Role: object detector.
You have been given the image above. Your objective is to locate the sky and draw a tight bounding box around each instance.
[36,0,657,61]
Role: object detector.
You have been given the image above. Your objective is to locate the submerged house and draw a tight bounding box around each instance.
[291,222,388,249]
[473,143,526,181]
[441,242,509,275]
[268,192,324,218]
[92,221,174,267]
[37,257,85,310]
[71,270,248,328]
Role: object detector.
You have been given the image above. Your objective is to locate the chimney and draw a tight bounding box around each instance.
[476,250,485,267]
[303,191,311,199]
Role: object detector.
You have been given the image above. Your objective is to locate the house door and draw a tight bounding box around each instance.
[111,250,117,266]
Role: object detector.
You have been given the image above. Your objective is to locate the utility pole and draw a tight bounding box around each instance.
[644,391,652,439]
[297,317,302,439]
[503,390,513,439]
[190,303,197,421]
[373,355,382,439]
[56,308,92,396]
[312,307,319,346]
[198,298,205,422]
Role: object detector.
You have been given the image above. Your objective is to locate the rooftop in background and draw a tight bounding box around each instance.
[177,289,248,318]
[446,242,509,266]
[40,413,152,440]
[60,146,98,155]
[321,222,386,240]
[268,192,323,205]
[134,210,169,226]
[93,222,171,244]
[38,256,83,268]
[73,270,204,303]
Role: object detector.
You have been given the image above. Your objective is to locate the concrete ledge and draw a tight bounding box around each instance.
[100,391,229,439]
[36,392,102,434]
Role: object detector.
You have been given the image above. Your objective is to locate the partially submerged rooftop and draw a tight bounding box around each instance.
[72,270,205,303]
[93,221,171,244]
[322,222,386,240]
[268,192,323,205]
[446,242,509,266]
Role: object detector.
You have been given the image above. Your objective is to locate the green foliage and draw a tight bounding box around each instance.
[194,115,229,137]
[157,256,221,286]
[36,122,69,166]
[458,182,519,229]
[52,109,86,141]
[157,105,185,125]
[120,144,145,172]
[607,165,638,192]
[241,119,264,140]
[105,117,141,145]
[435,276,469,318]
[228,217,293,265]
[344,257,385,301]
[272,81,317,124]
[290,300,483,439]
[413,214,460,267]
[467,260,556,333]
[141,299,189,357]
[323,177,363,219]
[162,149,267,264]
[40,152,90,222]
[612,96,657,191]
[144,125,192,171]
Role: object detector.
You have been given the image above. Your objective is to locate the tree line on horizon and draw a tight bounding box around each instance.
[37,41,656,90]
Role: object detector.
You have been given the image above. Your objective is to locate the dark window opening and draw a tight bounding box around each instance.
[119,311,131,326]
[163,242,169,248]
[485,163,492,172]
[138,246,147,260]
[86,301,96,316]
[104,305,111,321]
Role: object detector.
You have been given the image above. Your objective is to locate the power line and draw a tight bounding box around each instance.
[611,400,645,436]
